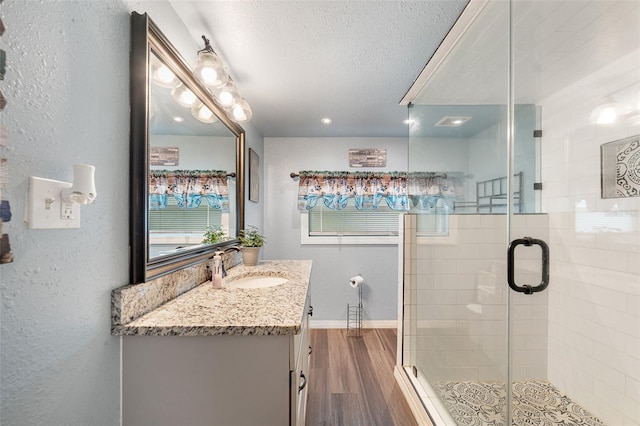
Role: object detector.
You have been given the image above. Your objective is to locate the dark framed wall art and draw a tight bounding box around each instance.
[249,148,259,202]
[601,134,640,199]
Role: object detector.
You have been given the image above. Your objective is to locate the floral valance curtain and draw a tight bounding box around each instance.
[149,170,229,211]
[407,172,464,210]
[297,171,409,211]
[297,171,464,212]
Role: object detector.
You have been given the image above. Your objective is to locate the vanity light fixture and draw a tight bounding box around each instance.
[25,164,97,229]
[193,35,229,89]
[213,79,241,110]
[196,34,253,124]
[229,98,253,123]
[151,34,253,124]
[171,84,198,108]
[150,61,179,88]
[191,102,219,123]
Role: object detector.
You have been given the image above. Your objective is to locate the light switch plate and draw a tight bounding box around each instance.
[25,176,80,229]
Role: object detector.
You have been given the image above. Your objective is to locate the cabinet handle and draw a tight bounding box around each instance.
[308,305,313,317]
[298,372,307,392]
[308,345,312,355]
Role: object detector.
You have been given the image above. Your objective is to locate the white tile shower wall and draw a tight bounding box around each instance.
[404,214,549,383]
[540,48,640,426]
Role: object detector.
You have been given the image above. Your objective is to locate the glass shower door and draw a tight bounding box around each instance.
[403,1,639,424]
[404,1,513,423]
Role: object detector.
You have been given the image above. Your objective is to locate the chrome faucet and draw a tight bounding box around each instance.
[219,246,241,277]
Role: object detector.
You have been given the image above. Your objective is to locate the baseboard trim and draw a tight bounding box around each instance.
[310,320,397,329]
[394,366,434,426]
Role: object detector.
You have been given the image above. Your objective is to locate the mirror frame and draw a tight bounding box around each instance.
[130,12,245,283]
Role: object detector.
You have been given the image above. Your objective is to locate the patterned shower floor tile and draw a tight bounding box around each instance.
[435,380,605,426]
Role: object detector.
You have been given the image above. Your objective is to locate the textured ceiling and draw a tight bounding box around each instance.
[169,0,469,138]
[411,0,640,106]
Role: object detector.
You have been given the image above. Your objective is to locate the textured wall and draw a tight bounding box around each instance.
[1,1,130,425]
[1,2,265,424]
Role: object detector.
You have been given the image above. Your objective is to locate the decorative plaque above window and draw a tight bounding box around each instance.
[349,149,387,168]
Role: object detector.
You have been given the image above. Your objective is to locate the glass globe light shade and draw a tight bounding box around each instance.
[191,102,219,124]
[213,80,241,109]
[171,84,198,108]
[229,98,252,123]
[193,51,228,89]
[150,62,180,88]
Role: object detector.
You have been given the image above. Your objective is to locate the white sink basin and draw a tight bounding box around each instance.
[228,276,289,289]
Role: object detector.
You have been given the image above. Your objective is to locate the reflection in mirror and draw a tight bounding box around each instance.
[147,52,238,259]
[130,12,245,283]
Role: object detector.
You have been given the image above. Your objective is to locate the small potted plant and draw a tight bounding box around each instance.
[202,225,228,245]
[238,225,265,266]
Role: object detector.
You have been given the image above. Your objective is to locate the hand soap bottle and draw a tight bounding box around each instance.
[212,251,223,289]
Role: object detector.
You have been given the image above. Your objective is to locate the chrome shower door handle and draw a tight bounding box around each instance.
[507,237,549,294]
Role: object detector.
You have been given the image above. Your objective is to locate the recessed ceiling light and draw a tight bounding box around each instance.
[435,116,471,127]
[321,117,332,125]
[173,116,185,123]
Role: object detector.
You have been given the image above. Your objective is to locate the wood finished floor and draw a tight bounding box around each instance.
[305,328,418,426]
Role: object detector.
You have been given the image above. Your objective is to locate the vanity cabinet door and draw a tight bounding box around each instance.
[291,293,312,426]
[123,335,290,426]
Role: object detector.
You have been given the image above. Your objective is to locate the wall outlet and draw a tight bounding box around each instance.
[61,201,75,219]
[25,176,81,229]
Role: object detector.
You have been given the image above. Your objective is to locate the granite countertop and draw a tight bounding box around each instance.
[114,260,312,337]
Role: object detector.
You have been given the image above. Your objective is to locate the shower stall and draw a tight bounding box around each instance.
[397,1,640,425]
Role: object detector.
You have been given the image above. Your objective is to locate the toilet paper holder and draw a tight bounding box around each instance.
[346,274,363,337]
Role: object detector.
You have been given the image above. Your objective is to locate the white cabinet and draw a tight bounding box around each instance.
[291,295,312,426]
[122,294,312,426]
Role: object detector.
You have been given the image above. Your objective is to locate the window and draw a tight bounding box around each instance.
[301,208,401,245]
[300,203,450,245]
[149,198,223,245]
[308,204,400,236]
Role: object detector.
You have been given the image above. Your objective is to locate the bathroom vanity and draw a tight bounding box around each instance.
[113,260,313,426]
[121,13,312,425]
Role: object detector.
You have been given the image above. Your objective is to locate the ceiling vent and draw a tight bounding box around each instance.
[435,116,471,127]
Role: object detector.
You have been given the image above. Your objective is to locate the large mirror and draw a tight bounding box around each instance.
[130,12,245,283]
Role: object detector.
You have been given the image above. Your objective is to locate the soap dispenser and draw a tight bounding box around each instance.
[212,251,224,289]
